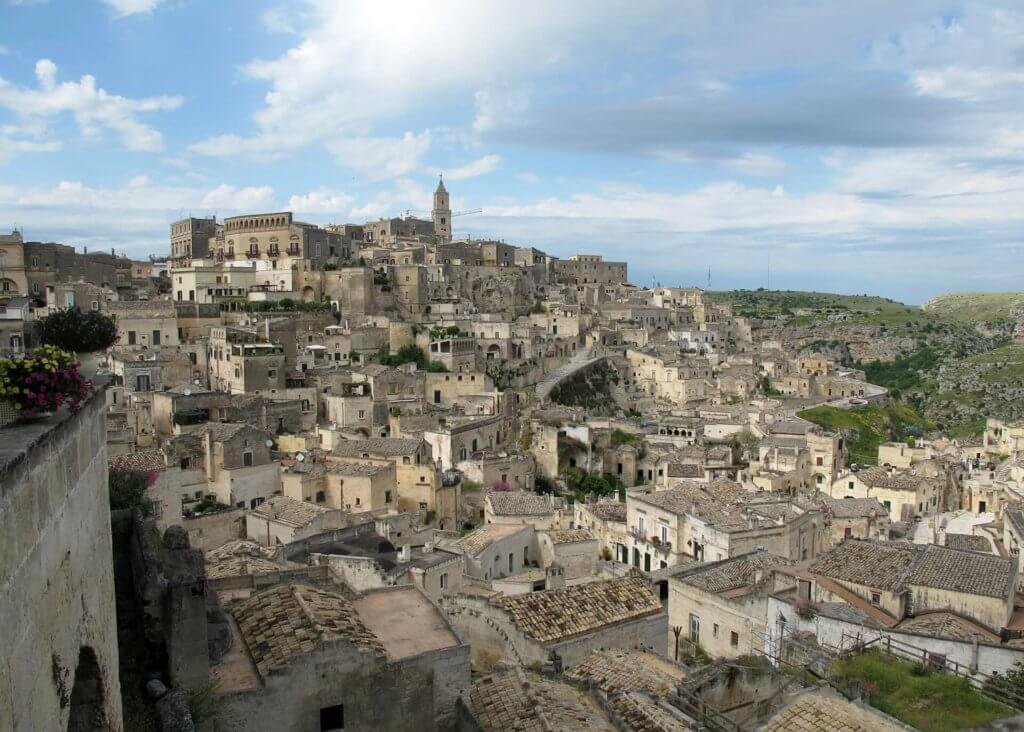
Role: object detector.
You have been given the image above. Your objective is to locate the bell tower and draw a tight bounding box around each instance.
[432,175,451,242]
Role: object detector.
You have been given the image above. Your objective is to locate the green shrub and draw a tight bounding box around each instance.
[38,308,118,352]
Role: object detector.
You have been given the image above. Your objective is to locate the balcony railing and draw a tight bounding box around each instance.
[246,250,259,259]
[268,249,280,257]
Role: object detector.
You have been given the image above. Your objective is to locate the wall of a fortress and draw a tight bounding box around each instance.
[0,389,123,730]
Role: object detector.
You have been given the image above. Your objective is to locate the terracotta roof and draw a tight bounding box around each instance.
[206,556,283,580]
[896,611,1001,642]
[205,539,274,562]
[108,450,166,472]
[853,466,930,492]
[231,583,384,678]
[487,490,555,516]
[498,576,662,643]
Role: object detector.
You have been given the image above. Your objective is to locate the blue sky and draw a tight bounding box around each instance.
[2,1,1024,303]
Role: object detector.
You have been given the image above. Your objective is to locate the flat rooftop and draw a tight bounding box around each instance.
[352,587,460,661]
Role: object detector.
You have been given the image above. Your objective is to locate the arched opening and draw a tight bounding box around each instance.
[302,286,316,302]
[67,647,106,731]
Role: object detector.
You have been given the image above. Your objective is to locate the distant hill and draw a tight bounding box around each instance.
[709,289,920,326]
[922,292,1024,323]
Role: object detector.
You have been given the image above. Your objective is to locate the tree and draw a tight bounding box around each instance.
[38,308,118,353]
[109,469,155,515]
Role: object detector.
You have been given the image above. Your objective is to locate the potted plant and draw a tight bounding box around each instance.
[0,345,93,425]
[36,307,118,376]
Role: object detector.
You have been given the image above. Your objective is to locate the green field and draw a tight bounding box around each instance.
[922,292,1024,323]
[832,650,1014,731]
[797,403,934,465]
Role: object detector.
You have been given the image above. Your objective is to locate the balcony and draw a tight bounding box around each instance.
[246,250,260,259]
[268,249,280,258]
[287,247,300,256]
[224,252,235,260]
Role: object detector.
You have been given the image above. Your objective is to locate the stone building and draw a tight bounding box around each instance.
[212,583,470,730]
[443,576,666,669]
[552,254,628,286]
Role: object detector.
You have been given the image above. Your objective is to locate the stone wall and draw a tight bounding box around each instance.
[0,388,123,730]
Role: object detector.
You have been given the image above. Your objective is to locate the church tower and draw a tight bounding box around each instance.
[432,175,451,242]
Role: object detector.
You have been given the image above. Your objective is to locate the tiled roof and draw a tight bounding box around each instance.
[487,490,555,516]
[203,421,270,443]
[456,523,529,557]
[331,437,422,458]
[896,611,1000,642]
[206,556,283,580]
[589,501,627,522]
[819,495,887,519]
[944,533,992,553]
[108,450,166,472]
[809,540,921,593]
[546,529,595,544]
[251,495,328,527]
[564,650,684,698]
[605,692,690,732]
[205,539,274,562]
[677,550,791,595]
[762,691,903,732]
[910,544,1013,598]
[231,584,383,678]
[466,669,614,732]
[810,539,1015,600]
[498,576,662,643]
[853,466,928,491]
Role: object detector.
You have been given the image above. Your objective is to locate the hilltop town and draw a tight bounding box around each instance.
[6,181,1024,731]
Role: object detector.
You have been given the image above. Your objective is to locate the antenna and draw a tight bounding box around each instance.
[707,267,711,290]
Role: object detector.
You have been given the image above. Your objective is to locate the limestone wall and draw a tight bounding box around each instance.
[0,389,123,730]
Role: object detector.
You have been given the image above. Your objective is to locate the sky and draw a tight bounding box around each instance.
[2,1,1024,304]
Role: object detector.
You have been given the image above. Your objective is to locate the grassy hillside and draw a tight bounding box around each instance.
[710,289,921,326]
[922,292,1024,323]
[797,403,934,466]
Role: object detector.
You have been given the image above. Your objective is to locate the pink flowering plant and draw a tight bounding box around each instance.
[0,345,93,417]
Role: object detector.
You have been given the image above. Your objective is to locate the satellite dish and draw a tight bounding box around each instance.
[183,388,191,396]
[296,453,305,462]
[265,439,274,448]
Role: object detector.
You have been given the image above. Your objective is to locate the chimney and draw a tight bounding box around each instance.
[545,565,565,591]
[398,545,411,563]
[83,246,88,254]
[424,541,434,554]
[111,247,115,256]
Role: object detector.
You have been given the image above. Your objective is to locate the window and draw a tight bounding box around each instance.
[385,490,392,503]
[243,451,254,467]
[689,613,700,642]
[713,623,719,638]
[152,330,161,345]
[268,369,277,378]
[508,553,514,573]
[136,374,151,391]
[319,704,344,731]
[128,330,137,345]
[659,523,669,544]
[816,457,823,466]
[730,632,739,648]
[355,497,361,507]
[637,512,646,536]
[870,592,881,606]
[440,573,447,590]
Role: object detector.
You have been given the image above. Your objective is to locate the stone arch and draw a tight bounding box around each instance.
[67,647,106,732]
[302,286,316,302]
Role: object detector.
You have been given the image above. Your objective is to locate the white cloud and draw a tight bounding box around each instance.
[326,131,431,179]
[517,172,541,185]
[438,154,502,181]
[100,0,164,17]
[128,174,150,187]
[473,87,530,135]
[288,189,354,213]
[192,1,675,157]
[201,184,275,210]
[0,58,181,154]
